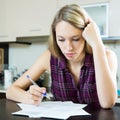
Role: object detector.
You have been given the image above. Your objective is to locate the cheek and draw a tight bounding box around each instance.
[75,41,85,51]
[57,41,64,50]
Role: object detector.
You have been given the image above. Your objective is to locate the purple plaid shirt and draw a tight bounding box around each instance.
[50,53,99,104]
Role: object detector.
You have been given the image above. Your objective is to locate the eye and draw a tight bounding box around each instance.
[72,37,81,41]
[57,38,65,42]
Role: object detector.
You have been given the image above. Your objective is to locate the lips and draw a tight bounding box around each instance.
[65,53,75,58]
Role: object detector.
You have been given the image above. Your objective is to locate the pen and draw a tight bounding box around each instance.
[26,75,47,97]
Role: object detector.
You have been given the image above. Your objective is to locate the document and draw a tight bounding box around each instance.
[12,101,90,119]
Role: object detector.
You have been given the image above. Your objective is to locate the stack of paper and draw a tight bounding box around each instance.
[12,101,90,119]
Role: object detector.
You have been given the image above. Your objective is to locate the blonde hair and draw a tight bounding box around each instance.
[48,4,92,58]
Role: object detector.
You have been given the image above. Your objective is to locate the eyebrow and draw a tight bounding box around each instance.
[72,35,81,38]
[56,35,81,38]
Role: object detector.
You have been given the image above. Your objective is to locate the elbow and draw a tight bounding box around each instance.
[100,101,116,109]
[100,97,117,109]
[99,90,118,109]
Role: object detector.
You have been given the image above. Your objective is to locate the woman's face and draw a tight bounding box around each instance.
[56,21,85,62]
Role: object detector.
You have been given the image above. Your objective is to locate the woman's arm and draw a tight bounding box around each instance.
[93,44,117,109]
[6,50,51,105]
[82,21,118,109]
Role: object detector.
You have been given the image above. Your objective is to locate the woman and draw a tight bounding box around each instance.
[6,4,117,109]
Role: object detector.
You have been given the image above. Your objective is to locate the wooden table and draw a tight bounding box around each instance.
[0,99,120,120]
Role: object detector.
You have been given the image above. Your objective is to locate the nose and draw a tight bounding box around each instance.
[66,41,73,51]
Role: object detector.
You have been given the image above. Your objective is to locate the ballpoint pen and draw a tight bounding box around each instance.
[26,75,48,99]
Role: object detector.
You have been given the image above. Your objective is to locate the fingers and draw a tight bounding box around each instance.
[85,17,97,28]
[87,17,93,23]
[82,19,101,47]
[29,85,46,96]
[28,85,46,105]
[85,17,93,27]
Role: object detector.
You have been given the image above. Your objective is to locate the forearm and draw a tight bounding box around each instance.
[92,42,117,108]
[6,86,32,104]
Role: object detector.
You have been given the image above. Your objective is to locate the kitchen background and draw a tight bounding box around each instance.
[0,0,120,90]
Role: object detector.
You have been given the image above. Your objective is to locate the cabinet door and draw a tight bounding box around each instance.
[57,0,109,37]
[57,0,110,8]
[6,0,57,38]
[0,0,6,35]
[0,0,9,41]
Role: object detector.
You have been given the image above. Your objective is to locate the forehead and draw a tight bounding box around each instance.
[55,21,82,37]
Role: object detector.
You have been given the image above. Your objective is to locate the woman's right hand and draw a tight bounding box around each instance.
[27,85,46,105]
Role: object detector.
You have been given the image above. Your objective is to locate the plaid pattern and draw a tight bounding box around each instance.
[50,53,99,104]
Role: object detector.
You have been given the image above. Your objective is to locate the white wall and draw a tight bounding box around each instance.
[9,41,48,74]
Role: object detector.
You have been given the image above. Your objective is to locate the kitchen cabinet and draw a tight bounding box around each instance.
[57,0,110,8]
[57,0,120,37]
[0,0,9,42]
[0,0,120,42]
[0,0,58,42]
[57,0,109,37]
[82,3,109,37]
[109,0,120,36]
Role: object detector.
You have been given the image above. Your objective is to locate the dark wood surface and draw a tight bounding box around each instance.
[0,99,120,120]
[0,93,6,99]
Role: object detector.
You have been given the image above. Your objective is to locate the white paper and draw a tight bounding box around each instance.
[12,101,90,119]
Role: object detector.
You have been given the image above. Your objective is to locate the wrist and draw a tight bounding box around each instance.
[92,39,104,51]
